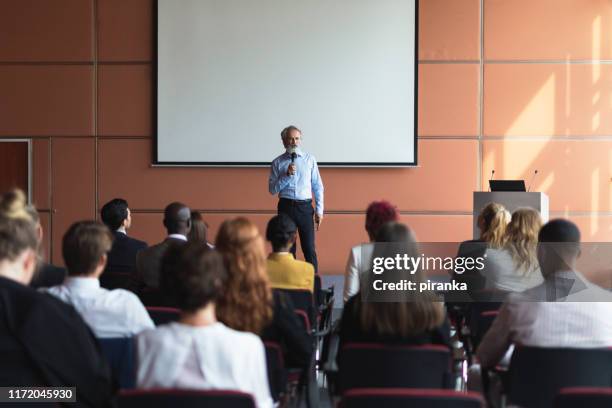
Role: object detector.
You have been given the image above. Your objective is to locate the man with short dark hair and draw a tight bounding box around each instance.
[269,125,324,272]
[266,214,315,292]
[100,198,147,277]
[42,221,154,338]
[477,219,612,369]
[135,202,192,294]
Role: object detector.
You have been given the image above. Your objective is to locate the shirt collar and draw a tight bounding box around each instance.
[285,148,304,158]
[268,252,294,260]
[168,234,188,241]
[65,276,100,290]
[116,227,127,235]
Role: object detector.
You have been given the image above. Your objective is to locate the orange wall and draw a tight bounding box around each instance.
[1,0,612,273]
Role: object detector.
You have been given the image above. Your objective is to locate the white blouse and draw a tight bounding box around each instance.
[136,322,273,408]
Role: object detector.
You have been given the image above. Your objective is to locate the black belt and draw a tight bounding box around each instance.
[280,198,312,204]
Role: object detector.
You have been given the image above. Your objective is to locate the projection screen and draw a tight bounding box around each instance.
[156,0,417,166]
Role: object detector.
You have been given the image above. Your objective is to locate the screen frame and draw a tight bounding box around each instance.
[153,0,419,168]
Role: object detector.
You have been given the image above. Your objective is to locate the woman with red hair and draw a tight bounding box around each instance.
[343,200,399,301]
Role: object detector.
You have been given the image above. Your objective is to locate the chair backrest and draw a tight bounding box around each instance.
[337,343,452,393]
[274,288,315,326]
[294,309,311,332]
[118,389,255,408]
[508,347,612,408]
[263,341,287,402]
[555,387,612,408]
[472,310,498,351]
[146,307,180,326]
[97,337,135,389]
[340,388,484,408]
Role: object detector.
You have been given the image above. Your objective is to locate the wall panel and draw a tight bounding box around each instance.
[0,66,94,136]
[485,0,612,60]
[484,64,612,137]
[98,65,152,136]
[418,63,480,136]
[419,0,480,60]
[0,0,93,62]
[51,138,96,264]
[483,140,612,213]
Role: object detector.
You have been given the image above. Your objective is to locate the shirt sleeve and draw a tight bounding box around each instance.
[310,156,324,215]
[476,302,514,369]
[126,292,155,334]
[344,248,360,302]
[268,159,291,195]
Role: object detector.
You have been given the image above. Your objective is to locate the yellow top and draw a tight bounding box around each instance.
[266,253,315,292]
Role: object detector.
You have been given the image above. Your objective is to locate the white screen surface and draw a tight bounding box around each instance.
[157,0,417,166]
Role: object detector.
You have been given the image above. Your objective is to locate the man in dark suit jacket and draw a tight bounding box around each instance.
[135,202,191,298]
[100,198,147,289]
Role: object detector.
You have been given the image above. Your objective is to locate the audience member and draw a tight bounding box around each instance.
[42,221,154,338]
[339,222,451,348]
[451,202,510,299]
[136,242,273,408]
[135,201,191,292]
[265,214,314,292]
[483,207,543,292]
[0,192,113,407]
[187,210,214,248]
[100,198,147,275]
[216,217,313,368]
[343,200,399,301]
[477,219,612,369]
[0,190,67,288]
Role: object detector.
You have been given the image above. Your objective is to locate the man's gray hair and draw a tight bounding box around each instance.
[281,125,302,139]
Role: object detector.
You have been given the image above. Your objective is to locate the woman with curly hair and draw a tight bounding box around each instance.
[216,217,312,368]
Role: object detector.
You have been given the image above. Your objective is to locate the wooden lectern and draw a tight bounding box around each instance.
[473,192,549,239]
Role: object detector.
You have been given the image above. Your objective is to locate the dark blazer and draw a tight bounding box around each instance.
[0,277,114,407]
[135,237,185,291]
[30,263,67,289]
[106,231,147,274]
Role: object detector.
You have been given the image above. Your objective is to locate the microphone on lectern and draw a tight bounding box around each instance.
[527,169,539,192]
[488,170,495,191]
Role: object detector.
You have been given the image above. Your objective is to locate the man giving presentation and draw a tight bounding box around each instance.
[269,125,324,272]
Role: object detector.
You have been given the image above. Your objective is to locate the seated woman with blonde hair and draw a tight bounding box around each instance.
[483,207,543,292]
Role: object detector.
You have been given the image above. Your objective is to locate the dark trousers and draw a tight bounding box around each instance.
[278,198,318,273]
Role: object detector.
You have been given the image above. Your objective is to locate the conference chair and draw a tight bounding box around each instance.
[340,388,485,408]
[504,347,612,408]
[472,310,499,351]
[146,306,180,326]
[263,341,288,402]
[275,288,316,328]
[335,343,453,395]
[97,337,136,389]
[117,389,255,408]
[554,387,612,408]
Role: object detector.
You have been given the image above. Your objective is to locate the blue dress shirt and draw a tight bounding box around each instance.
[269,149,324,215]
